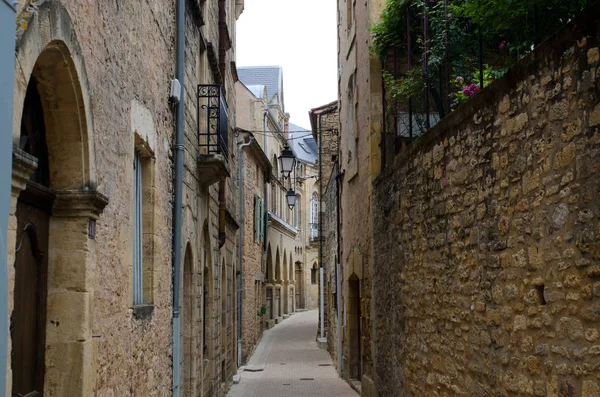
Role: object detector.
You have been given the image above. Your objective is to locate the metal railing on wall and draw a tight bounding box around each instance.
[197,84,229,159]
[377,0,598,167]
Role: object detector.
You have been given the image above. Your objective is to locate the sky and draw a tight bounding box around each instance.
[236,0,338,130]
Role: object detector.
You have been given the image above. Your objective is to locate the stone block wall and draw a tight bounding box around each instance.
[324,162,340,363]
[372,8,600,396]
[241,144,266,362]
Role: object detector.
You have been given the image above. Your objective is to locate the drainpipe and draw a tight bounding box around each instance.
[237,136,254,367]
[0,1,17,394]
[172,0,185,395]
[318,115,324,339]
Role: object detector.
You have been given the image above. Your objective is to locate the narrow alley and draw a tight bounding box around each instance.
[227,311,357,397]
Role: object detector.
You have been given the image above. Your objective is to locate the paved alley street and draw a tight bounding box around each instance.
[227,311,357,397]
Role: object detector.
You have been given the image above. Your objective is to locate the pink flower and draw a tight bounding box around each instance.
[499,40,507,49]
[456,76,464,83]
[462,84,480,97]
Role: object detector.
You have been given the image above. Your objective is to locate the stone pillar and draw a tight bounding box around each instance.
[44,190,108,396]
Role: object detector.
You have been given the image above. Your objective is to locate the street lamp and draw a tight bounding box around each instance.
[286,188,297,210]
[278,145,296,179]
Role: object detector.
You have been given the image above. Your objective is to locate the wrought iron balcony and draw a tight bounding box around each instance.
[197,84,229,158]
[196,84,230,185]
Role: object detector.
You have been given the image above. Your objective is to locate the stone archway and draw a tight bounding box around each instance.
[283,250,288,316]
[202,222,213,395]
[295,262,304,309]
[10,20,106,397]
[182,243,195,396]
[265,244,273,322]
[274,248,281,319]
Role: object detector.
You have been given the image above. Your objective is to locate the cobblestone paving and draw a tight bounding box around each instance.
[227,310,357,397]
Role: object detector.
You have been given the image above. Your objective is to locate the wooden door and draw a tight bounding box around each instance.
[12,184,53,397]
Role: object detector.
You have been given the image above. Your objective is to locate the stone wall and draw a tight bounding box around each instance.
[8,1,242,396]
[180,1,241,394]
[10,1,176,395]
[240,138,267,363]
[372,8,600,396]
[324,162,340,364]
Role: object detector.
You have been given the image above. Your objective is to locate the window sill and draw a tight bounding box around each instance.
[132,304,154,320]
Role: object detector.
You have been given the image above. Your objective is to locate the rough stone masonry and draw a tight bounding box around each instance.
[373,7,600,397]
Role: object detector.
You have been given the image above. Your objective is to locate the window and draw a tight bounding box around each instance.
[132,150,143,305]
[311,263,318,285]
[347,74,356,165]
[254,194,265,243]
[347,0,354,31]
[310,192,319,240]
[132,134,155,308]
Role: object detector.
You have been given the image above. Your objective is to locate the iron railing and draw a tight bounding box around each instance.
[378,0,597,167]
[197,84,229,159]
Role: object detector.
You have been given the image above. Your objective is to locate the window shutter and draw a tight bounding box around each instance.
[254,194,259,241]
[259,197,265,243]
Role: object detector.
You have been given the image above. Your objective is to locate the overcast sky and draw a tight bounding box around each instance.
[236,0,338,130]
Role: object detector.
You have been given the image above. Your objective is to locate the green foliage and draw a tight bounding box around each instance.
[370,0,411,60]
[372,0,594,63]
[384,69,425,101]
[256,304,267,317]
[374,0,594,123]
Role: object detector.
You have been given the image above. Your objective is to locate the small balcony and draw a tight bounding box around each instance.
[197,84,230,185]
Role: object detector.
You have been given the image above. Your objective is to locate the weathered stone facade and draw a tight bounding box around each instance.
[335,0,384,392]
[9,1,174,395]
[7,1,243,396]
[236,67,308,331]
[237,133,269,363]
[310,101,340,339]
[179,1,243,395]
[310,102,340,361]
[372,9,600,397]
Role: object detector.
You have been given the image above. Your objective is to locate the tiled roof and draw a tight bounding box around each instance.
[237,66,284,111]
[289,122,317,165]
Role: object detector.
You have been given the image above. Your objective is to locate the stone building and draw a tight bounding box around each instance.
[287,123,320,311]
[6,0,244,396]
[237,66,305,328]
[309,101,340,365]
[332,0,385,392]
[234,81,272,363]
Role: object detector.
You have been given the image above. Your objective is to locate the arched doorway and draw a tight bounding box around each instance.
[12,76,52,397]
[274,248,281,319]
[11,33,106,396]
[220,258,227,382]
[265,244,273,322]
[202,224,212,396]
[295,262,303,309]
[182,244,194,396]
[283,251,288,315]
[348,275,362,380]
